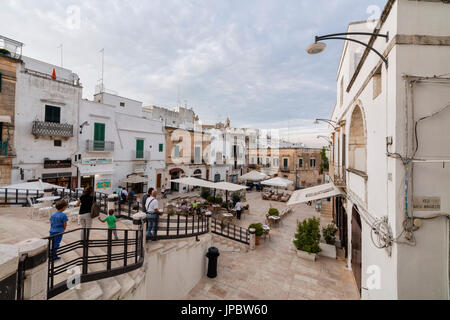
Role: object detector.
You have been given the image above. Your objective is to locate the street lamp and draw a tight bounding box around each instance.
[314,118,339,129]
[307,32,389,67]
[317,135,332,144]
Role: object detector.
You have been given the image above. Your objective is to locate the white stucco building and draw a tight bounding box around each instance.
[78,92,165,194]
[327,0,450,299]
[12,56,81,187]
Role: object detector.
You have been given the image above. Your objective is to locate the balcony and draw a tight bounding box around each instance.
[86,140,115,152]
[32,121,73,138]
[280,167,291,172]
[0,141,8,156]
[133,150,150,161]
[44,158,71,169]
[248,164,257,169]
[330,164,346,187]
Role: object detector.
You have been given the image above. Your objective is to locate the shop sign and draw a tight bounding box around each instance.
[96,180,111,189]
[82,158,113,165]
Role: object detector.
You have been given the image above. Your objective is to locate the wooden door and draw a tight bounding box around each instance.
[156,174,162,189]
[352,206,362,294]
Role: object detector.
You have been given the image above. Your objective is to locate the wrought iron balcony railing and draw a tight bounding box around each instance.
[0,141,8,156]
[32,121,73,138]
[86,140,115,152]
[280,167,291,172]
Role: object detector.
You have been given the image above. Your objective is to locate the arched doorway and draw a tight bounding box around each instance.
[170,168,184,191]
[349,106,367,173]
[193,169,202,179]
[352,205,362,295]
[214,173,221,182]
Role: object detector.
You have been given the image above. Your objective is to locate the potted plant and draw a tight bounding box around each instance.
[268,208,279,217]
[243,204,249,214]
[319,224,338,259]
[167,209,177,216]
[215,197,223,205]
[248,223,264,245]
[293,217,321,261]
[231,191,242,205]
[201,187,211,200]
[207,195,215,204]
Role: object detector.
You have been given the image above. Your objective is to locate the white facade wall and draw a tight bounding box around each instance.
[12,57,81,185]
[331,0,450,299]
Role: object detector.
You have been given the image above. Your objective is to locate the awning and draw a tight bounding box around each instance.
[0,180,68,191]
[214,182,247,192]
[171,177,216,189]
[123,175,148,184]
[261,177,293,188]
[287,183,343,206]
[0,116,12,123]
[238,170,269,182]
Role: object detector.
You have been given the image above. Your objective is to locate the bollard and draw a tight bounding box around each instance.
[206,247,220,278]
[249,228,256,250]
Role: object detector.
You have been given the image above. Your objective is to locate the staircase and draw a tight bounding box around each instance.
[211,234,249,253]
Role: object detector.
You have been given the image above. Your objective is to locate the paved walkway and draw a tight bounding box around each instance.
[185,191,359,300]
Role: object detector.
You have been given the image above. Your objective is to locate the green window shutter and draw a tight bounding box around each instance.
[45,105,61,123]
[93,123,105,150]
[136,139,144,158]
[174,145,180,158]
[159,143,163,152]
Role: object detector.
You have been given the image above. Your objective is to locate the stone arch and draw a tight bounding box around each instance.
[348,105,367,172]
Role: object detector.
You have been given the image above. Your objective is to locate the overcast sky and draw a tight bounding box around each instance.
[2,0,386,147]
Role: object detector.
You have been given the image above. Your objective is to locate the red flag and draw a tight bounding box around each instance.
[52,68,56,80]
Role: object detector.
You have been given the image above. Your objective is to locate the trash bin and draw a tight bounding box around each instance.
[206,247,220,278]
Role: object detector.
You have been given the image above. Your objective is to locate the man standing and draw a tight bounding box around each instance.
[235,200,243,220]
[120,187,128,204]
[145,190,160,239]
[141,187,154,212]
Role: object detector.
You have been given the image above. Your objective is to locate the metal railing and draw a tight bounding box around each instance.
[45,227,144,299]
[86,140,115,152]
[210,218,250,245]
[280,167,291,172]
[0,188,44,205]
[0,141,8,156]
[146,214,210,241]
[330,164,346,186]
[32,121,74,138]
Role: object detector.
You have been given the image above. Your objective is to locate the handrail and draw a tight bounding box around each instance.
[210,218,250,245]
[147,214,210,241]
[46,227,144,299]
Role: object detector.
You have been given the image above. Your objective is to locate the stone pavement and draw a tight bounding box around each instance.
[185,191,359,300]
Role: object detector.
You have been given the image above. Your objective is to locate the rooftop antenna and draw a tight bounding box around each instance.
[99,48,104,92]
[57,44,63,67]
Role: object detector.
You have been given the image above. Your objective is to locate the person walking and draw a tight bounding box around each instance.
[49,200,69,260]
[145,190,160,239]
[99,209,119,240]
[235,200,243,220]
[76,186,95,240]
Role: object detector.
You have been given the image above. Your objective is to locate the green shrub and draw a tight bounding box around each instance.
[293,217,321,254]
[322,224,338,245]
[231,191,242,205]
[167,209,177,216]
[248,223,264,237]
[221,202,229,209]
[243,204,249,211]
[201,188,211,200]
[207,195,215,203]
[268,208,279,216]
[215,197,223,205]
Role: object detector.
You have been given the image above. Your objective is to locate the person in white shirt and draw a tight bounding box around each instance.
[235,201,243,220]
[145,190,160,239]
[120,187,128,204]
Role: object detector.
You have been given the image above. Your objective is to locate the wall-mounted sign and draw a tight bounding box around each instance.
[82,158,113,165]
[413,196,441,211]
[96,179,111,189]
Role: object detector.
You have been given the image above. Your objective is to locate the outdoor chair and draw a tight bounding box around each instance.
[27,197,43,219]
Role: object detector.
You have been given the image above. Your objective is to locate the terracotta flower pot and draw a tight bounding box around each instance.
[255,235,261,245]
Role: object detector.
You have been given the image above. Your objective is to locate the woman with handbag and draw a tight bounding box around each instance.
[76,186,95,240]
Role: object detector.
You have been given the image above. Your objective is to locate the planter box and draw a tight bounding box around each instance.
[296,249,317,262]
[319,243,337,259]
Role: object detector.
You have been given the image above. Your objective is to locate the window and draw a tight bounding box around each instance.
[45,105,61,123]
[298,159,303,168]
[273,158,279,167]
[257,157,262,165]
[0,122,3,141]
[159,144,163,152]
[310,159,316,168]
[120,102,125,107]
[93,123,105,150]
[136,139,144,159]
[373,66,382,99]
[174,145,180,158]
[283,158,288,168]
[54,140,62,147]
[266,158,270,166]
[195,146,201,163]
[251,157,255,164]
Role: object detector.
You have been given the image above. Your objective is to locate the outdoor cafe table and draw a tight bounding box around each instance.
[268,215,281,227]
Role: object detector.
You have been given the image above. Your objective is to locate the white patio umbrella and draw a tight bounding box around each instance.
[238,170,269,182]
[171,177,216,189]
[214,182,247,202]
[1,180,67,191]
[261,177,293,192]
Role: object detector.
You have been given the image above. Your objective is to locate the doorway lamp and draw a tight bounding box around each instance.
[314,119,339,129]
[306,32,389,67]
